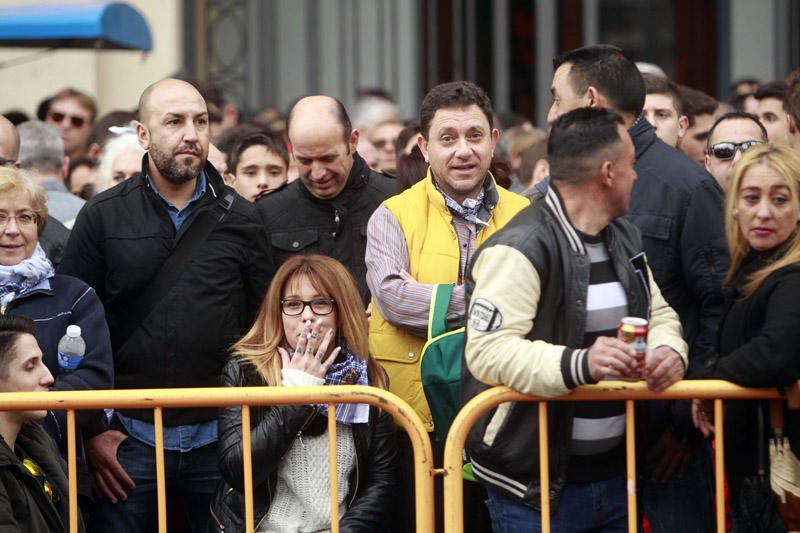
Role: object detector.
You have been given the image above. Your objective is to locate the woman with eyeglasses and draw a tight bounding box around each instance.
[692,144,800,531]
[0,168,112,506]
[211,254,397,533]
[0,313,84,532]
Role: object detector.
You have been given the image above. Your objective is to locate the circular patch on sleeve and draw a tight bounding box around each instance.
[468,298,503,332]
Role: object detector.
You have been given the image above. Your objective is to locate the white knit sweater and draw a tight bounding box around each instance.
[257,369,357,532]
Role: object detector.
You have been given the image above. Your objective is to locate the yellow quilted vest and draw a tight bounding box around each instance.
[369,171,529,430]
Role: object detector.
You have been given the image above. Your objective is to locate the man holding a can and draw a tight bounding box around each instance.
[462,107,687,532]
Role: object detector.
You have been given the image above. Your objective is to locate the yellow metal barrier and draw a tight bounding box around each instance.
[0,385,435,533]
[443,380,799,533]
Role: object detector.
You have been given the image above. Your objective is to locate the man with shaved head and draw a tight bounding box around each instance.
[60,78,273,532]
[257,94,395,302]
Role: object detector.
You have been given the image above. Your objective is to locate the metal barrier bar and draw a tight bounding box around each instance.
[714,399,725,533]
[153,407,166,533]
[328,404,340,533]
[625,400,636,533]
[538,401,550,533]
[67,409,77,533]
[443,380,789,533]
[0,385,435,533]
[241,405,254,533]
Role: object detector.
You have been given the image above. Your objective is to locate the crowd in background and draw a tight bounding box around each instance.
[0,42,798,533]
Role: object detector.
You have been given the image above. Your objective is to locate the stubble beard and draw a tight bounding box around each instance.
[150,144,205,185]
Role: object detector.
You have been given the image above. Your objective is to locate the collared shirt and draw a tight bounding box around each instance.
[365,176,495,335]
[145,172,207,230]
[118,170,217,451]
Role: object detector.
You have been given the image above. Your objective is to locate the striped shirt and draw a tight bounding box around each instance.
[365,204,480,336]
[568,231,628,482]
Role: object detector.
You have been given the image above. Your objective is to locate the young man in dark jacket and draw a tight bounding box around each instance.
[546,44,728,532]
[0,314,83,532]
[60,78,273,532]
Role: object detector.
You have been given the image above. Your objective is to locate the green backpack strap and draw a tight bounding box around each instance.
[428,283,455,339]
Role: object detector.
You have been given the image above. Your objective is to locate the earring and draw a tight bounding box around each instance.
[732,208,739,218]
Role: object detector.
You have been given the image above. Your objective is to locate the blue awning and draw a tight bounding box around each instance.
[0,2,152,51]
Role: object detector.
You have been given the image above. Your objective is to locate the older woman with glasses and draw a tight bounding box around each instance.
[211,254,397,533]
[693,143,800,531]
[0,167,112,499]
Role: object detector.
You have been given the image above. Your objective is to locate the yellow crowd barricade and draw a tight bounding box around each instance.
[443,380,800,533]
[0,385,436,533]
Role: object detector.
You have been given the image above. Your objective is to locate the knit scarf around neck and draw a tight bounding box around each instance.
[0,244,54,307]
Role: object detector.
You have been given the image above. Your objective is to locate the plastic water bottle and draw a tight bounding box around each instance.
[57,325,85,372]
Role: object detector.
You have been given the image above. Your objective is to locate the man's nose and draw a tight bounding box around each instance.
[311,161,326,178]
[546,104,559,127]
[183,122,199,142]
[42,366,54,387]
[454,137,471,157]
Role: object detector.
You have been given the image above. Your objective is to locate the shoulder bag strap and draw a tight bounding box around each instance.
[115,191,235,350]
[427,283,455,340]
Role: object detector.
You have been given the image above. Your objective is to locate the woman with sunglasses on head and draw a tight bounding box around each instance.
[211,254,397,533]
[0,313,84,532]
[692,143,800,531]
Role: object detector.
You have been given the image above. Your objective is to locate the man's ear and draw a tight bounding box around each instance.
[677,115,689,139]
[490,128,500,158]
[223,171,236,186]
[788,114,798,135]
[586,86,605,109]
[417,134,430,163]
[136,121,150,151]
[348,129,360,155]
[704,153,712,172]
[599,160,614,188]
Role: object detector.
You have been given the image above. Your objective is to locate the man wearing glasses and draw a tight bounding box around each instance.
[704,112,769,188]
[44,88,96,160]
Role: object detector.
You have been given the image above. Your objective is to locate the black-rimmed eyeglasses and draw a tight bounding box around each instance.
[280,298,336,316]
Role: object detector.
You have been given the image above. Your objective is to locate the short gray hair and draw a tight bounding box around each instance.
[17,121,65,174]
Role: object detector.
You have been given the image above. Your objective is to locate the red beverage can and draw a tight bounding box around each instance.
[617,317,649,380]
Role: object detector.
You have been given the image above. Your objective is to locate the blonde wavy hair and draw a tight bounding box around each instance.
[0,167,49,236]
[724,143,800,297]
[232,254,386,389]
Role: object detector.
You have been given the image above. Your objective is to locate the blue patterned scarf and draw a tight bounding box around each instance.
[432,179,488,227]
[319,345,370,425]
[0,244,55,307]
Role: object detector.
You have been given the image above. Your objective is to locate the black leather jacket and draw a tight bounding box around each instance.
[210,358,398,532]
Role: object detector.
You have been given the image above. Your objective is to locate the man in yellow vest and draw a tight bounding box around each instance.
[365,80,529,532]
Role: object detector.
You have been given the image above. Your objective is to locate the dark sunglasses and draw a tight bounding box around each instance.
[0,156,16,167]
[708,140,762,160]
[371,138,392,150]
[47,111,87,128]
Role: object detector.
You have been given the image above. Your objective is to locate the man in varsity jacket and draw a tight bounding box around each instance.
[462,108,687,532]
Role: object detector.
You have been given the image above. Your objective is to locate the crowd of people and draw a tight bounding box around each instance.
[0,42,798,533]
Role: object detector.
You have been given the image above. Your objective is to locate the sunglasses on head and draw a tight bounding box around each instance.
[47,111,86,128]
[708,140,762,160]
